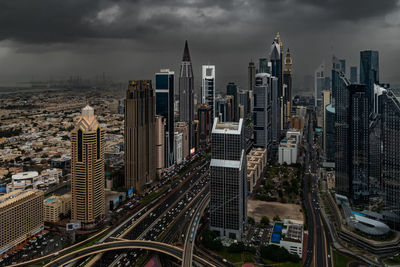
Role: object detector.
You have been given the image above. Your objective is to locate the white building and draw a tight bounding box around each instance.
[201,65,216,116]
[278,139,297,165]
[174,132,183,165]
[270,220,304,258]
[7,171,40,193]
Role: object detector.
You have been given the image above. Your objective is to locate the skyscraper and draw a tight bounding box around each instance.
[125,80,156,193]
[339,59,346,74]
[283,48,292,129]
[71,105,105,227]
[248,61,255,91]
[314,62,327,107]
[253,73,273,150]
[325,104,335,162]
[360,50,379,113]
[226,82,238,121]
[238,90,250,118]
[197,104,213,146]
[179,41,195,152]
[210,118,247,241]
[215,97,228,122]
[155,115,165,175]
[270,37,282,138]
[381,90,400,216]
[350,66,358,84]
[258,58,268,73]
[270,37,282,98]
[155,69,174,167]
[201,65,216,117]
[322,90,331,156]
[175,121,189,159]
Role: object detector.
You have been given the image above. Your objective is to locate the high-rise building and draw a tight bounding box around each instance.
[322,90,331,156]
[350,66,358,84]
[238,90,250,118]
[283,48,293,130]
[258,58,268,73]
[175,122,189,159]
[253,73,274,150]
[314,62,327,107]
[325,104,335,162]
[44,193,72,223]
[339,59,346,74]
[360,50,379,113]
[226,95,235,122]
[334,76,369,203]
[381,90,400,216]
[369,114,381,197]
[125,80,156,193]
[373,84,387,114]
[215,97,228,122]
[210,118,247,241]
[248,61,255,91]
[155,69,175,167]
[198,104,213,146]
[155,116,165,174]
[174,132,183,165]
[71,105,105,227]
[201,65,216,117]
[270,37,282,99]
[0,190,43,255]
[179,41,195,152]
[226,82,239,121]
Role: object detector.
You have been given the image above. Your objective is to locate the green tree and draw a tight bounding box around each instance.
[273,215,281,222]
[261,216,270,225]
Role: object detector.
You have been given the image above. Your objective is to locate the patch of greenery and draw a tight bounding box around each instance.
[333,251,353,267]
[260,245,300,263]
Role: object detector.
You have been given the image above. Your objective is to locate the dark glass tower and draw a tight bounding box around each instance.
[350,66,358,84]
[360,50,379,113]
[155,69,174,167]
[381,90,400,215]
[179,41,195,151]
[248,61,255,91]
[226,82,238,122]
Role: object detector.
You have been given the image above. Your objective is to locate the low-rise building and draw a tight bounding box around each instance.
[270,220,304,258]
[0,190,44,255]
[6,171,40,193]
[43,193,72,223]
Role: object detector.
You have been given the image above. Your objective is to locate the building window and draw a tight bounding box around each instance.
[78,129,83,162]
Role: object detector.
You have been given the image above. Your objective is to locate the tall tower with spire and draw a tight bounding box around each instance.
[179,41,195,151]
[283,48,293,129]
[71,105,105,228]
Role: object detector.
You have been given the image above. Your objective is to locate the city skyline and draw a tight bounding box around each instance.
[1,1,400,90]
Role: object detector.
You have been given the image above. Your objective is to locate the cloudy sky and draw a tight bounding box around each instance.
[0,0,400,93]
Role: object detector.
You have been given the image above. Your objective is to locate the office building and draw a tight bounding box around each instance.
[259,58,268,73]
[314,62,328,107]
[322,90,331,155]
[381,90,400,215]
[350,66,358,84]
[125,80,156,193]
[44,193,72,223]
[210,118,247,241]
[238,90,250,118]
[253,73,274,150]
[373,84,387,114]
[283,48,293,129]
[270,37,282,99]
[226,95,235,122]
[174,132,183,165]
[369,114,381,197]
[325,104,335,162]
[360,50,379,113]
[215,97,228,122]
[179,41,195,152]
[71,105,105,227]
[0,190,44,255]
[334,72,369,203]
[155,69,175,167]
[278,138,298,165]
[155,116,165,174]
[339,59,346,74]
[248,61,255,91]
[175,122,189,159]
[198,104,213,146]
[201,65,216,118]
[226,82,239,121]
[270,220,304,258]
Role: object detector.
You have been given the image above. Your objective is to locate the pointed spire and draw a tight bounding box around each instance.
[182,40,191,62]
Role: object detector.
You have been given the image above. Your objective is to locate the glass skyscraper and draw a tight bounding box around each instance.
[156,69,175,167]
[226,82,238,121]
[360,50,379,113]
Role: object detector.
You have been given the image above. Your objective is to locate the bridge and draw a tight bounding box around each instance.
[43,240,216,267]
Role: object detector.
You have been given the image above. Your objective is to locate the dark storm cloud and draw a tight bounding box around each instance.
[0,0,400,90]
[298,0,398,20]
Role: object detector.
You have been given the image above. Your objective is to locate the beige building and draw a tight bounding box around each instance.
[155,116,165,175]
[0,190,44,254]
[247,148,267,192]
[322,90,331,155]
[44,193,72,223]
[175,121,189,159]
[71,105,105,228]
[125,80,156,193]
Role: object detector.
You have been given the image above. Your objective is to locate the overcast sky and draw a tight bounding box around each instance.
[0,0,400,94]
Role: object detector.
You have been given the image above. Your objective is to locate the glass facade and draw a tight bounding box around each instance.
[360,50,379,113]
